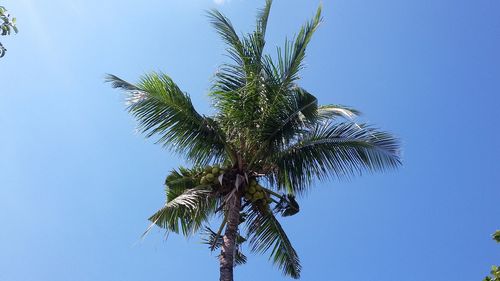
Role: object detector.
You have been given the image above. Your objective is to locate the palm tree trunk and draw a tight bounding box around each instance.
[219,193,241,281]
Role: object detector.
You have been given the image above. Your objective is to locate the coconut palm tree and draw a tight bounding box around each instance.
[106,1,401,280]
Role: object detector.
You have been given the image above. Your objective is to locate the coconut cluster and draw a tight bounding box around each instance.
[244,179,272,207]
[199,164,225,186]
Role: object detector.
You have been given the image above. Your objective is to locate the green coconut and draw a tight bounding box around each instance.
[204,166,212,173]
[212,167,220,174]
[206,173,215,182]
[248,185,256,194]
[253,191,263,200]
[244,193,252,201]
[200,176,207,185]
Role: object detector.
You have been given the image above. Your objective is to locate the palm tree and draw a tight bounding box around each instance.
[106,1,401,280]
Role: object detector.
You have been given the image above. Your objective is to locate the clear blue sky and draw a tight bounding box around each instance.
[1,0,499,280]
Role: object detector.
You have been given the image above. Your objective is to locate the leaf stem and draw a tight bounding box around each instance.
[211,216,227,251]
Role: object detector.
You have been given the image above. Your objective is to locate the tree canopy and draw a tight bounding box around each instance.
[107,1,401,280]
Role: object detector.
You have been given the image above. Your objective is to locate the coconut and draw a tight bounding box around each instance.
[200,176,207,185]
[244,193,252,201]
[206,173,215,182]
[212,167,220,174]
[253,191,263,200]
[204,166,212,173]
[248,185,256,194]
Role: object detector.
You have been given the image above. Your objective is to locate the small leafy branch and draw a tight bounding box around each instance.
[0,5,18,58]
[483,230,500,281]
[493,230,500,243]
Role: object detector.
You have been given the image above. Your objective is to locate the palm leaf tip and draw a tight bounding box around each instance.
[317,104,361,120]
[276,4,323,88]
[256,0,273,35]
[206,9,241,50]
[104,74,140,91]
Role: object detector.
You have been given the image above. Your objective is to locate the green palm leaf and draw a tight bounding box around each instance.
[268,122,401,194]
[247,209,301,278]
[278,5,322,88]
[148,185,216,237]
[252,87,359,167]
[202,226,248,266]
[207,9,249,73]
[163,167,199,201]
[106,73,230,165]
[256,0,272,39]
[246,0,273,64]
[317,104,360,120]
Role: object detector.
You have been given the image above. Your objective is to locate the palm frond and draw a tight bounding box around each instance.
[317,104,361,120]
[256,0,272,38]
[261,87,318,136]
[234,249,248,265]
[213,64,247,93]
[207,9,249,70]
[148,185,216,237]
[105,74,140,91]
[202,225,225,249]
[209,1,278,146]
[274,194,300,217]
[163,167,200,202]
[106,72,230,165]
[202,226,248,266]
[268,122,401,194]
[250,85,361,167]
[278,4,322,88]
[247,210,301,278]
[250,0,273,63]
[249,87,318,165]
[146,168,216,236]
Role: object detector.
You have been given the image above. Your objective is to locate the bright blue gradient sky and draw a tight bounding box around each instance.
[1,0,499,280]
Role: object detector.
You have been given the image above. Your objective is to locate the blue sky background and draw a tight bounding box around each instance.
[1,0,499,280]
